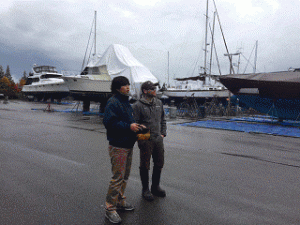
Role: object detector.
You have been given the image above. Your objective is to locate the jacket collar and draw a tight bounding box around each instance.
[139,95,155,105]
[115,92,129,101]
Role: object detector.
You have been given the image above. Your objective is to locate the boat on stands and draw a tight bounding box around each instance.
[162,75,229,104]
[219,68,300,121]
[63,11,159,112]
[63,44,159,111]
[22,65,69,101]
[162,0,230,105]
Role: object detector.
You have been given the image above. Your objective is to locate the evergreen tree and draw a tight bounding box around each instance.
[19,71,28,86]
[0,65,4,79]
[22,71,27,80]
[5,65,13,82]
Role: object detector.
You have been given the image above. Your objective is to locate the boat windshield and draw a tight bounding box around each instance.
[88,67,100,75]
[40,74,62,79]
[25,77,39,85]
[33,66,58,74]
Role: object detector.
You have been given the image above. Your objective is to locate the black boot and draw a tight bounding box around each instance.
[151,167,166,197]
[140,168,154,201]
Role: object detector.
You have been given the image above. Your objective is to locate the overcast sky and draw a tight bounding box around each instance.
[1,0,299,84]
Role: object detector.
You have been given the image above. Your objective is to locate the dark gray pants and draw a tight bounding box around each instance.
[138,135,164,170]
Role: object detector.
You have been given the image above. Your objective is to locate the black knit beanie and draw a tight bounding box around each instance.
[111,76,130,94]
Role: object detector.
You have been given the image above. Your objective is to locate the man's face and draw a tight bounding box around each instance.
[118,84,130,95]
[143,88,156,97]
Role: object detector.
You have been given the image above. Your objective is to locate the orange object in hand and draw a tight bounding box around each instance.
[137,131,150,140]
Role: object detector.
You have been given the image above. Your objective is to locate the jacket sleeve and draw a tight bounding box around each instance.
[103,101,131,131]
[160,101,167,136]
[132,102,141,124]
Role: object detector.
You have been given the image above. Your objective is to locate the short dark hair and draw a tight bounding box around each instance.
[111,76,130,94]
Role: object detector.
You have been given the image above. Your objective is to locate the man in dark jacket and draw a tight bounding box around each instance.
[132,81,167,201]
[103,76,140,224]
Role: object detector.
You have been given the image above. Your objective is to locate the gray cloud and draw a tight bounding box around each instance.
[1,0,300,84]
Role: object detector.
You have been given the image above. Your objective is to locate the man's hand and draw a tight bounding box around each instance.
[130,123,140,132]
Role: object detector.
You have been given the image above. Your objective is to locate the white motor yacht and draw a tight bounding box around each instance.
[22,65,69,101]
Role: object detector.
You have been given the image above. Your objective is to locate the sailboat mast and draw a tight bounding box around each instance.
[212,0,235,74]
[94,11,97,56]
[209,11,216,75]
[203,0,209,75]
[253,40,258,73]
[167,51,170,87]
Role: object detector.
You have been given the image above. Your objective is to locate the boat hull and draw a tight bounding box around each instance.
[63,77,112,101]
[235,94,300,120]
[219,74,300,99]
[219,71,300,120]
[163,89,229,98]
[162,89,230,105]
[22,83,69,100]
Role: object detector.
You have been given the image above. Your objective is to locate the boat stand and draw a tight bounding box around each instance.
[83,99,91,112]
[295,113,300,121]
[71,101,81,112]
[266,100,279,122]
[44,103,54,112]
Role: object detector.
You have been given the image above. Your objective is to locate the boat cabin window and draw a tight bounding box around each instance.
[25,78,39,85]
[40,74,62,79]
[33,66,58,73]
[88,67,100,75]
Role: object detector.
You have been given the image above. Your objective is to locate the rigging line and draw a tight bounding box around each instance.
[177,34,201,76]
[214,43,222,75]
[175,9,202,78]
[173,35,191,78]
[81,15,96,72]
[180,11,199,72]
[87,42,95,66]
[190,49,203,77]
[242,43,256,73]
[209,11,216,75]
[173,15,198,77]
[241,53,259,73]
[213,48,222,75]
[212,0,235,74]
[211,28,222,75]
[203,0,209,74]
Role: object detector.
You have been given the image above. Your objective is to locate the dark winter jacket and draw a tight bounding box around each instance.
[132,96,167,138]
[103,93,137,148]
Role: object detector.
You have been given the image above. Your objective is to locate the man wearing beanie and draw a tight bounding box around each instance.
[132,81,167,201]
[103,76,140,223]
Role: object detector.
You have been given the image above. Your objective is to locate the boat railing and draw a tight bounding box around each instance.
[61,71,80,76]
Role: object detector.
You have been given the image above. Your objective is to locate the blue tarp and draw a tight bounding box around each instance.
[180,116,300,138]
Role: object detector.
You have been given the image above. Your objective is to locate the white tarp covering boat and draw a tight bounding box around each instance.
[79,43,159,99]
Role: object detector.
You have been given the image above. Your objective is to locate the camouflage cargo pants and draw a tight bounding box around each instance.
[105,145,133,211]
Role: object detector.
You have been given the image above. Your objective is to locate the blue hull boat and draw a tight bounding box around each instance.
[219,69,300,121]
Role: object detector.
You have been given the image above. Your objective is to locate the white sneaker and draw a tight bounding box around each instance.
[105,210,122,224]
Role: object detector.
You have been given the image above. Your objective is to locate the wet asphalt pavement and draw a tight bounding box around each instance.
[1,100,300,225]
